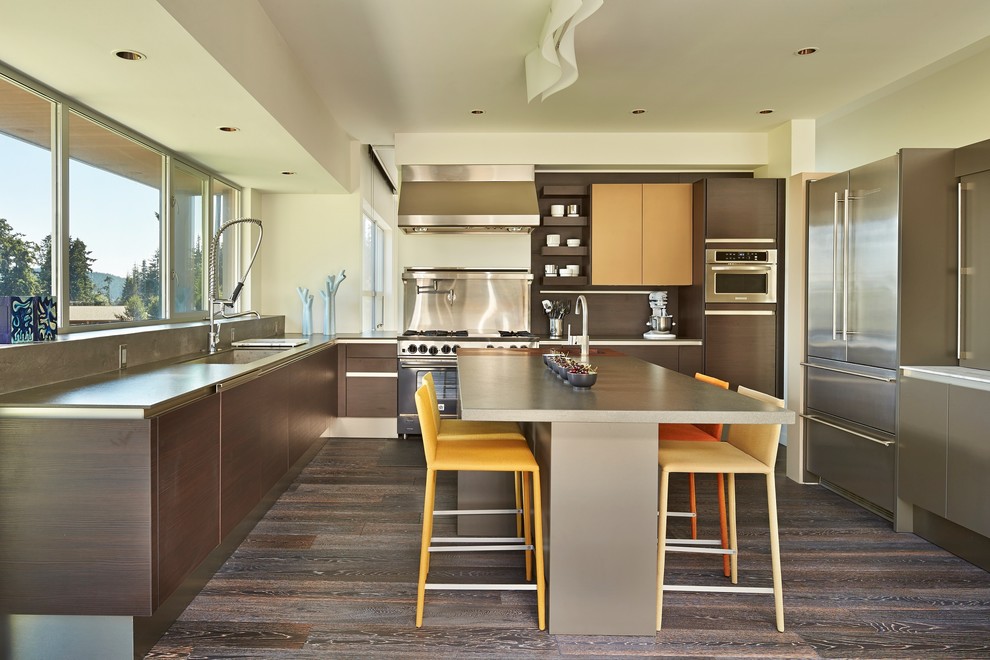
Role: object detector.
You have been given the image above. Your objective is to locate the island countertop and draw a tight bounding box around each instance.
[456,348,794,425]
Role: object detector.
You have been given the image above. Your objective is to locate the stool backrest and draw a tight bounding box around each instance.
[694,372,730,439]
[727,386,784,468]
[415,383,439,465]
[422,372,443,433]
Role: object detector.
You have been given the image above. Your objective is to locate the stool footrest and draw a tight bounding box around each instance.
[665,539,722,546]
[665,545,735,556]
[426,583,538,591]
[666,511,697,518]
[434,508,521,516]
[432,536,526,544]
[430,544,532,552]
[663,584,774,595]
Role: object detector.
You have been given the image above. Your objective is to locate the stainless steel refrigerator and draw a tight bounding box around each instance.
[804,149,956,520]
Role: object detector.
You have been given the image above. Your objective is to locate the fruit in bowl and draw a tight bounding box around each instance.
[567,363,598,388]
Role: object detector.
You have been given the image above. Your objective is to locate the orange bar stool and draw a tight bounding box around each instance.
[413,384,546,629]
[657,386,786,632]
[658,372,730,576]
[422,372,527,536]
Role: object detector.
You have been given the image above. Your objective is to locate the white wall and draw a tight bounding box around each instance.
[258,193,363,334]
[816,44,990,171]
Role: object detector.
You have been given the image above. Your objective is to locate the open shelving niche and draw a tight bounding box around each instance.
[536,185,590,287]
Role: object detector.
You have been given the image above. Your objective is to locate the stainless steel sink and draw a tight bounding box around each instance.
[185,348,288,365]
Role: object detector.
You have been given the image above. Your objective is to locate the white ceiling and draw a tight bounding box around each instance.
[2,0,990,193]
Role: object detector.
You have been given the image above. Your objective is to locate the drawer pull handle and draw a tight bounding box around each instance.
[801,414,894,447]
[800,362,896,382]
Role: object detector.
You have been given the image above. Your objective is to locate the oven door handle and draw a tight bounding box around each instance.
[399,360,457,369]
[707,265,773,271]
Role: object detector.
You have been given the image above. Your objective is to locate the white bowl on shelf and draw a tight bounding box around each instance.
[559,268,574,277]
[566,239,581,247]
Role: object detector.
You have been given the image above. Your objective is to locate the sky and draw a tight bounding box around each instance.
[0,132,160,277]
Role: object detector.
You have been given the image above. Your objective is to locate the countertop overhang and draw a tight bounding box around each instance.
[457,349,794,425]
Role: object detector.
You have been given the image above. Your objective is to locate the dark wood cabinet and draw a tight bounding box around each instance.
[342,343,397,418]
[157,394,221,603]
[702,178,782,242]
[703,308,777,394]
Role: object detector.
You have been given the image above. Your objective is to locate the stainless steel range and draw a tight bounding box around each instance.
[397,268,536,436]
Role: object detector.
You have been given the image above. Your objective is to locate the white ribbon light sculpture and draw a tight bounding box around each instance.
[525,0,604,102]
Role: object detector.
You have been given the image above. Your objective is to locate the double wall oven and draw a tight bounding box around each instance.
[397,268,535,436]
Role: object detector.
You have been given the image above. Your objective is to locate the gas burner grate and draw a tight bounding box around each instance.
[402,329,469,338]
[498,330,537,338]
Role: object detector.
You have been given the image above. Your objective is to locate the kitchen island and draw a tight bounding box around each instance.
[456,349,795,635]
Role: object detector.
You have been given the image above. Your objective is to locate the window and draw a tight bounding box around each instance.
[362,211,386,330]
[0,76,53,299]
[171,161,208,315]
[0,66,242,333]
[67,111,163,325]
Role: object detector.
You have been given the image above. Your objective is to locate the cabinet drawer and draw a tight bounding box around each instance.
[806,361,896,433]
[345,343,396,359]
[346,357,396,373]
[345,376,398,417]
[805,416,895,514]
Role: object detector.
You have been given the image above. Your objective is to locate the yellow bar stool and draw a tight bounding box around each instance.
[414,384,546,629]
[423,372,528,540]
[657,386,786,632]
[658,372,731,576]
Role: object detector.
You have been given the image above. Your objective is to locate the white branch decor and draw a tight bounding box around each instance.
[525,0,604,102]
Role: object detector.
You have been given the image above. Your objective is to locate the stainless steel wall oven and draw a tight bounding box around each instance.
[705,248,778,303]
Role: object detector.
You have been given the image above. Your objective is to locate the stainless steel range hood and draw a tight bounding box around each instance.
[397,164,539,233]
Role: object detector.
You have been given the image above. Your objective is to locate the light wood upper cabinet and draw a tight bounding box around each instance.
[591,183,692,286]
[643,184,692,285]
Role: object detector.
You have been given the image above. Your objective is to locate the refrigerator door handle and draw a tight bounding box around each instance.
[832,191,841,340]
[800,361,896,382]
[842,188,851,341]
[801,414,895,447]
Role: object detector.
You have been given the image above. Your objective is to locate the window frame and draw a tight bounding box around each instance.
[0,63,242,335]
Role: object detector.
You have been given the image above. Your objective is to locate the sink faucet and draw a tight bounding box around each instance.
[574,294,590,361]
[208,218,264,353]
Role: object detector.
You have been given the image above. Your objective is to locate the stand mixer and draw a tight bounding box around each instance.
[643,290,676,339]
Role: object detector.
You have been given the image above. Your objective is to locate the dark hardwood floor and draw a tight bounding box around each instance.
[146,437,990,658]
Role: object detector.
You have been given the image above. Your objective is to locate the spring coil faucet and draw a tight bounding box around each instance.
[208,218,264,353]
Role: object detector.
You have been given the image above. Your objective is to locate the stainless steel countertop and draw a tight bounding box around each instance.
[539,337,702,346]
[0,333,397,419]
[457,350,794,424]
[901,365,990,392]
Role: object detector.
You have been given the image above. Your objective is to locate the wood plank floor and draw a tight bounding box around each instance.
[146,437,990,658]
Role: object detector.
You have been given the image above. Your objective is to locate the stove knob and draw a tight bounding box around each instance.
[418,344,428,354]
[441,344,451,354]
[429,345,439,355]
[452,344,459,353]
[487,344,495,349]
[406,344,417,354]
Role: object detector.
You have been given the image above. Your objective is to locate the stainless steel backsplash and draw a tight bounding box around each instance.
[402,268,533,333]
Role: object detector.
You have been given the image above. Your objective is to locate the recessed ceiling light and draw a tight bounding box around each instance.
[218,126,240,132]
[795,47,818,56]
[281,171,296,176]
[470,109,486,115]
[631,108,647,115]
[113,49,146,61]
[758,108,775,115]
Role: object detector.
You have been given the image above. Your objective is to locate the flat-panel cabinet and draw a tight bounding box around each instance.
[157,394,221,604]
[704,308,777,395]
[703,178,780,242]
[899,375,990,538]
[959,169,990,370]
[342,343,398,418]
[591,183,692,286]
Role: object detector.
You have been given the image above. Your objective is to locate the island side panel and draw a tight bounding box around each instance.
[546,421,658,635]
[0,417,153,615]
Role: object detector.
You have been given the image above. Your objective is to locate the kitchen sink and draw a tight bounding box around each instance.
[184,348,288,365]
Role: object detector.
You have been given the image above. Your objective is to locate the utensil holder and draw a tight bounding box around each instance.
[549,317,563,339]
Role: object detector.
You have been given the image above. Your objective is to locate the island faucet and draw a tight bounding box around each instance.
[574,294,590,361]
[208,218,264,353]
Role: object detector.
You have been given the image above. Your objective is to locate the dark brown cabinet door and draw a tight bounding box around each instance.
[704,178,780,241]
[704,310,777,395]
[157,394,221,604]
[343,343,397,418]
